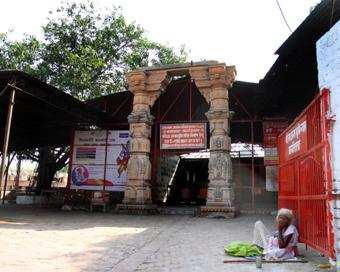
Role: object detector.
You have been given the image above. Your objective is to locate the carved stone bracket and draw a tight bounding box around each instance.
[127,70,171,111]
[145,71,172,92]
[189,64,236,106]
[145,72,171,107]
[189,67,211,104]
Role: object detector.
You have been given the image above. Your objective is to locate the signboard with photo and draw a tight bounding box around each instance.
[70,130,131,191]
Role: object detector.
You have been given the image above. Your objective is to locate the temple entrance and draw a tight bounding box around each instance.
[86,63,280,213]
[160,156,209,205]
[154,151,209,206]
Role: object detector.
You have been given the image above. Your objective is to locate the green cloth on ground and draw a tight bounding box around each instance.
[224,241,262,257]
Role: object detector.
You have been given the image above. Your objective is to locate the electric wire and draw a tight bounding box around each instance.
[276,0,293,33]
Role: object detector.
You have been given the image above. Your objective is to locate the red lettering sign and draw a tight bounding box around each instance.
[263,120,288,165]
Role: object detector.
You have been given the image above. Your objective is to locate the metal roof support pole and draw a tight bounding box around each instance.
[251,121,255,210]
[0,87,15,203]
[190,79,192,123]
[103,126,109,192]
[2,153,15,205]
[65,125,75,205]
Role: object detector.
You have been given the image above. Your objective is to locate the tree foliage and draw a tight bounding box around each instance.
[0,1,189,192]
[0,32,41,75]
[310,1,321,13]
[1,1,189,100]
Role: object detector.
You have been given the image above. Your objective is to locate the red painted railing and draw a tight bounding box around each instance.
[278,89,335,259]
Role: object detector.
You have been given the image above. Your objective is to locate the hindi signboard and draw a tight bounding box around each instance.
[284,116,307,161]
[160,123,207,150]
[70,130,131,191]
[263,119,288,165]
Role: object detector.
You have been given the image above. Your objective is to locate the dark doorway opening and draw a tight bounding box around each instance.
[165,158,209,205]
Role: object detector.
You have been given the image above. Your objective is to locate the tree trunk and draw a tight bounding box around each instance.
[15,159,21,192]
[35,148,69,195]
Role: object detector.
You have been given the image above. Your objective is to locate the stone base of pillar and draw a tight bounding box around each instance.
[122,198,153,205]
[121,185,153,205]
[116,204,158,215]
[200,206,239,218]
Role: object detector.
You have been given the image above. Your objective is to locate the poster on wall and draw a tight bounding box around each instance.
[160,123,207,150]
[70,130,131,191]
[265,165,279,191]
[263,118,288,165]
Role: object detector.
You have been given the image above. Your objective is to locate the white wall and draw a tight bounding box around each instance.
[317,19,340,265]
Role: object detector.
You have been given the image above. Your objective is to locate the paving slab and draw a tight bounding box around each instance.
[0,204,334,272]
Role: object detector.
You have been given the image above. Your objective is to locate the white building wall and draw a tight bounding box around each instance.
[317,19,340,264]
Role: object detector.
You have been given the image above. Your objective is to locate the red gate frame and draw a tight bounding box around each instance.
[278,88,335,259]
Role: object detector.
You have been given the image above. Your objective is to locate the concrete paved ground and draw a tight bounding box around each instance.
[0,204,334,272]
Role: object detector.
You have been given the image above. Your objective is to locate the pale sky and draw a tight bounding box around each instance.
[1,0,319,83]
[2,0,319,169]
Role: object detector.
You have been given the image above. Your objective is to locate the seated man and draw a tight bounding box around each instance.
[180,187,191,204]
[198,185,207,201]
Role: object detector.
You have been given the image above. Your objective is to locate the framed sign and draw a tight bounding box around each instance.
[70,130,131,191]
[160,123,207,150]
[263,119,288,165]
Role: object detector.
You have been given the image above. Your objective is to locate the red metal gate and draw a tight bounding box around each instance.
[278,89,335,259]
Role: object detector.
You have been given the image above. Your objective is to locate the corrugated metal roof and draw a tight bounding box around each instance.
[0,70,117,151]
[255,0,340,119]
[275,0,340,57]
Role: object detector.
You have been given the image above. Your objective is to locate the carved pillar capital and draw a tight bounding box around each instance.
[189,64,236,107]
[209,65,236,110]
[126,70,171,114]
[126,71,147,93]
[146,70,171,99]
[209,64,236,90]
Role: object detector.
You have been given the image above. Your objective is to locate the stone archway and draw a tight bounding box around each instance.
[117,61,237,216]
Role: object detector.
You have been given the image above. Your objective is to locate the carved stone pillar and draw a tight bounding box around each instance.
[190,64,237,218]
[117,70,171,212]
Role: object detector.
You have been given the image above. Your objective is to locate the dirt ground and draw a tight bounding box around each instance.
[0,204,335,272]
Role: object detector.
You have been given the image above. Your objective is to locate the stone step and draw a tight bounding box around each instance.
[157,206,201,215]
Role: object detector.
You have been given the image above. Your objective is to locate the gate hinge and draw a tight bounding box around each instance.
[326,115,336,122]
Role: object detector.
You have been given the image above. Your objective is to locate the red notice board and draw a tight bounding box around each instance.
[160,123,207,150]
